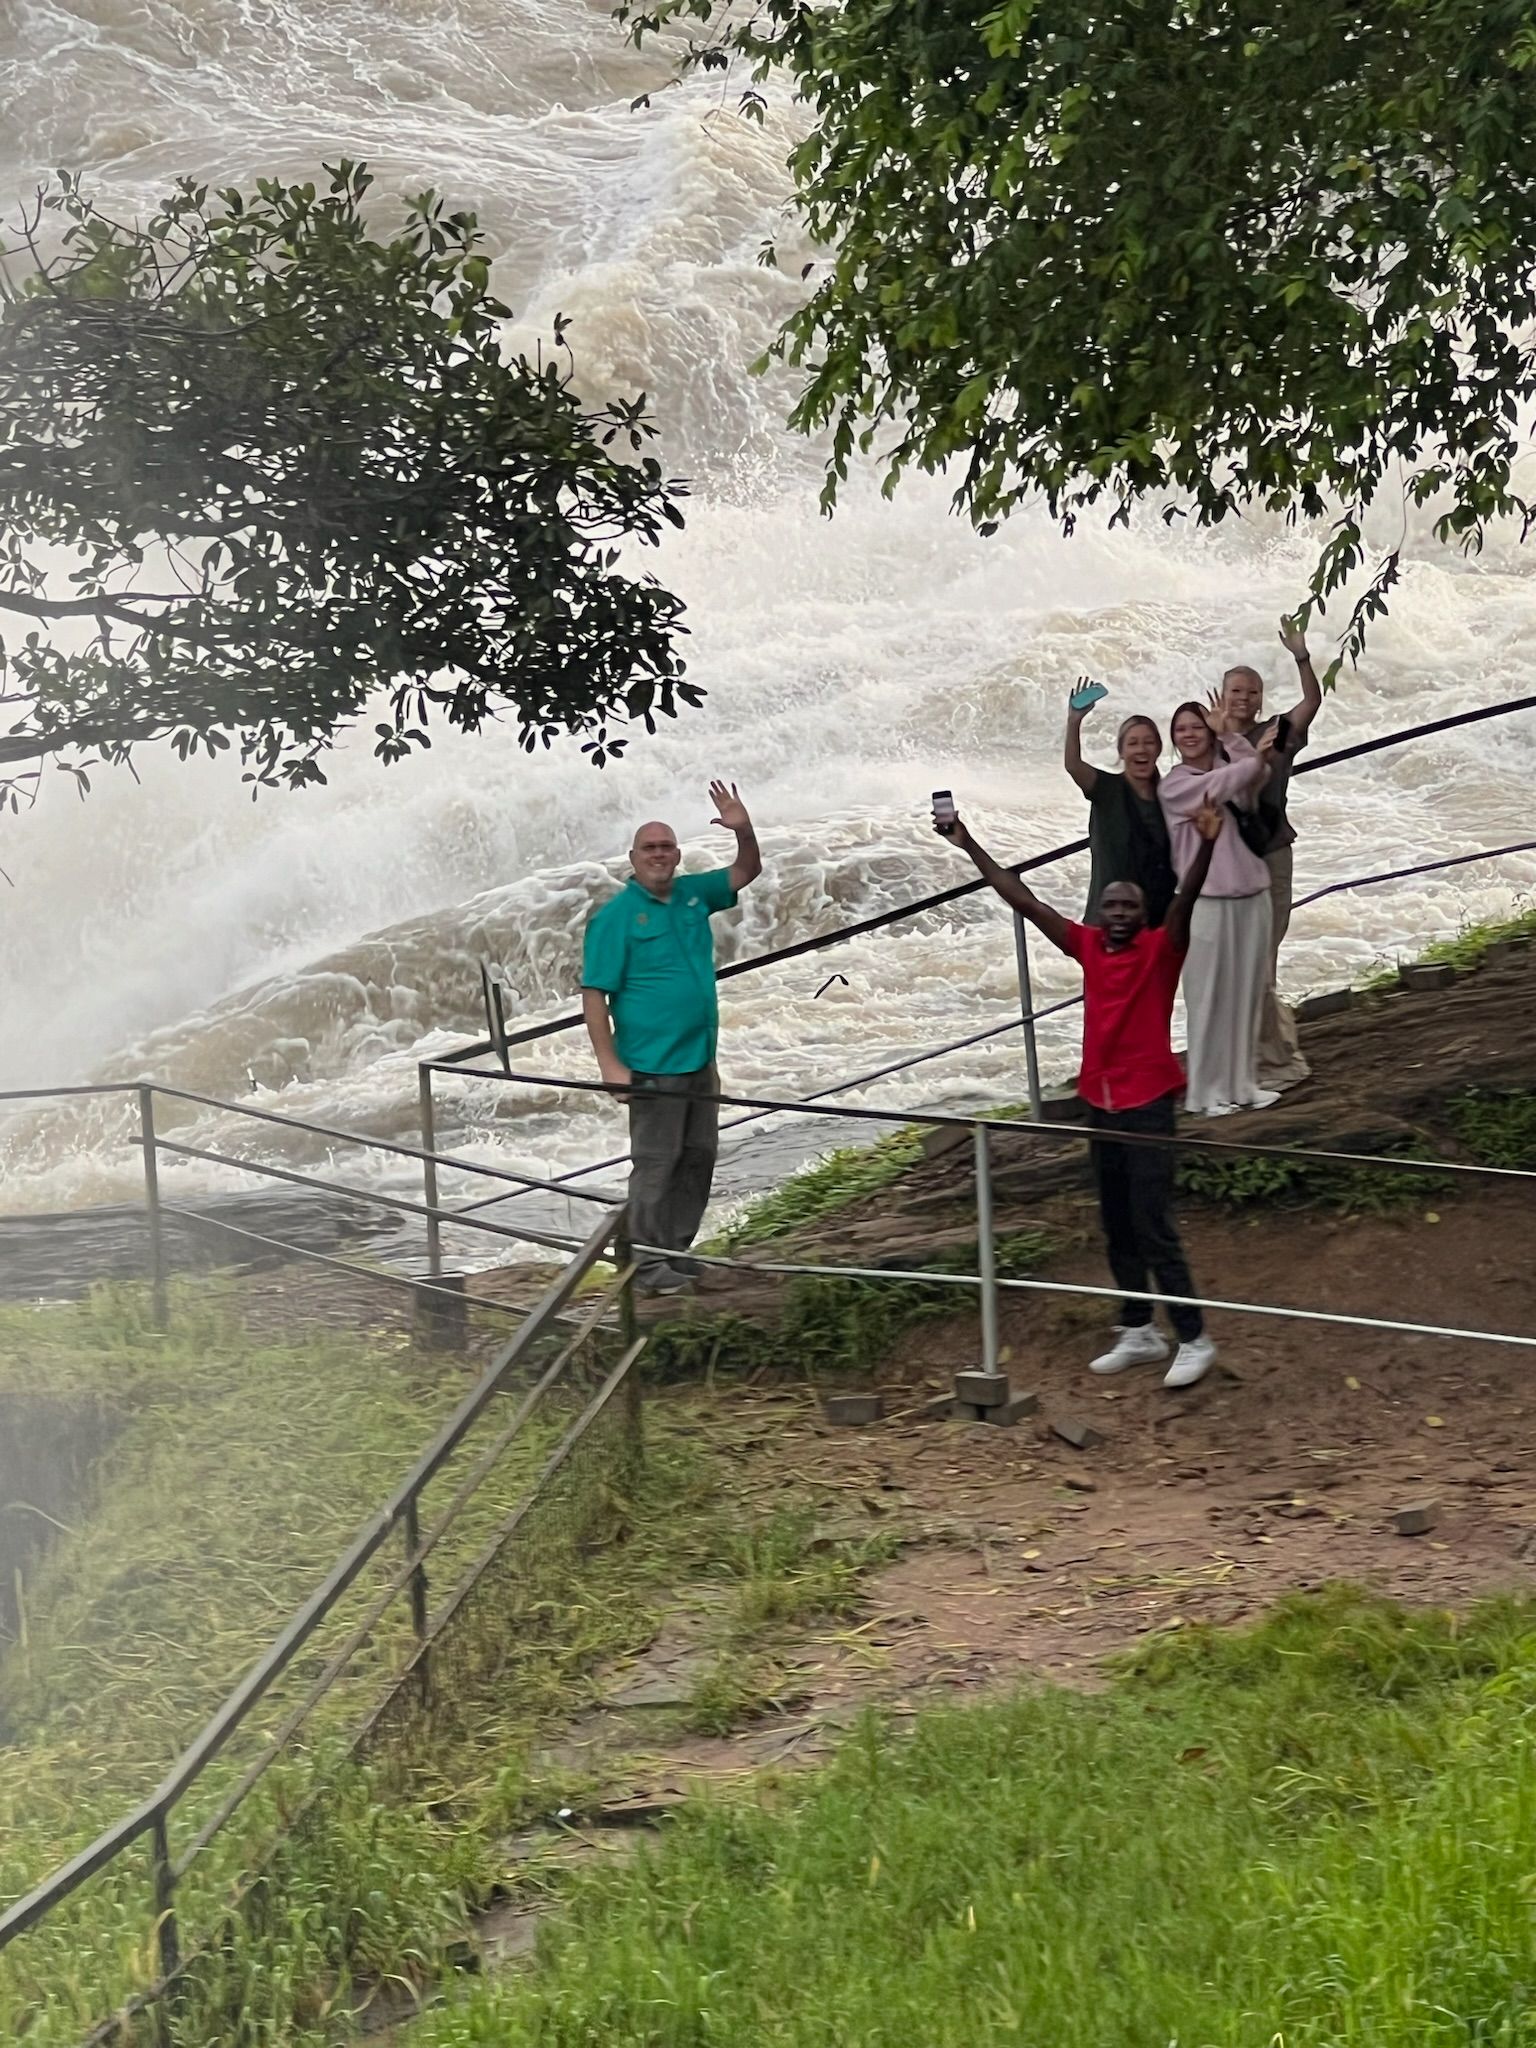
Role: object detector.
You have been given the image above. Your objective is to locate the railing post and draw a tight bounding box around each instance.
[403,1493,431,1707]
[149,1808,180,2032]
[973,1123,1000,1376]
[1012,912,1045,1121]
[615,1212,642,1459]
[138,1085,169,1331]
[418,1063,443,1281]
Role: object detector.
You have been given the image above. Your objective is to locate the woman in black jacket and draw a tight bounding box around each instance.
[1063,679,1178,927]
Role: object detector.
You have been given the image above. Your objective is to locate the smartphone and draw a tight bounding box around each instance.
[1272,713,1293,752]
[1069,680,1109,713]
[932,788,957,833]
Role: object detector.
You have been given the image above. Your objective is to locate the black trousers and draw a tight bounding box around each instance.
[1087,1093,1203,1342]
[626,1065,719,1282]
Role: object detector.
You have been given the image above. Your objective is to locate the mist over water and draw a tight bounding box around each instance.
[4,0,1536,1240]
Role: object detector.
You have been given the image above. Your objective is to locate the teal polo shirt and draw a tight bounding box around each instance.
[581,868,738,1075]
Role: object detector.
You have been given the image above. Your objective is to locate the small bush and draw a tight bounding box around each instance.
[1176,1148,1447,1214]
[646,1232,1051,1382]
[1445,1087,1536,1171]
[711,1129,926,1252]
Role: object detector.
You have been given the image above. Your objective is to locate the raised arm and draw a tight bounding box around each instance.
[935,808,1076,956]
[1064,681,1099,797]
[709,780,762,891]
[1276,616,1324,741]
[1162,800,1223,953]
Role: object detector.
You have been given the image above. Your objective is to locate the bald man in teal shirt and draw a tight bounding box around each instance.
[582,782,762,1294]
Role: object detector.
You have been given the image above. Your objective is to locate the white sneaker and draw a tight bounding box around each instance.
[1089,1325,1170,1375]
[1241,1088,1281,1111]
[1163,1336,1216,1388]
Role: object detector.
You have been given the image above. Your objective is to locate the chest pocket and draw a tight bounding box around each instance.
[627,914,681,975]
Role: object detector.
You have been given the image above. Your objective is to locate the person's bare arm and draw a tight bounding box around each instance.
[1163,800,1223,953]
[709,780,762,891]
[1276,616,1324,741]
[1064,682,1099,797]
[935,809,1076,956]
[581,989,631,1090]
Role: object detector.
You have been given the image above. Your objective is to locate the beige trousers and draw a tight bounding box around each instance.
[1184,892,1272,1114]
[1257,844,1310,1090]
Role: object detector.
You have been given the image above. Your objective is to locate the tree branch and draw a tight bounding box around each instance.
[0,588,195,621]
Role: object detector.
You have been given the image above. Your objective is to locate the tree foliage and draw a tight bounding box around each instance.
[0,162,694,807]
[619,0,1536,669]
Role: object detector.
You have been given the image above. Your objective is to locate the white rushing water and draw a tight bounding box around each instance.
[3,0,1536,1250]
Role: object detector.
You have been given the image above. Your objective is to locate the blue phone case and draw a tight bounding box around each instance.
[1069,681,1108,712]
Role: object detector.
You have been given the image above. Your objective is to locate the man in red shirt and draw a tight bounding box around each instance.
[937,796,1224,1388]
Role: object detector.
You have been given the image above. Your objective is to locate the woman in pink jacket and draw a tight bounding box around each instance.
[1159,697,1278,1115]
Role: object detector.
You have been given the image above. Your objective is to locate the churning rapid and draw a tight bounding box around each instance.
[3,0,1536,1249]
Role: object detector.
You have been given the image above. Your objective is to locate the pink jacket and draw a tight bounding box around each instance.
[1159,734,1270,898]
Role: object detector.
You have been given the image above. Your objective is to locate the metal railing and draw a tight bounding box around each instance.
[442,689,1536,1075]
[416,1047,1536,1369]
[0,1112,644,2045]
[428,692,1536,1227]
[440,830,1536,1226]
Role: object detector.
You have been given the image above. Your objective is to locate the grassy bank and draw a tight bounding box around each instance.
[645,1232,1050,1382]
[0,1284,522,2042]
[408,1588,1536,2048]
[0,1287,896,2044]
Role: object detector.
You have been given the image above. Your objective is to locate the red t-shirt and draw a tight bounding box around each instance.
[1063,922,1187,1111]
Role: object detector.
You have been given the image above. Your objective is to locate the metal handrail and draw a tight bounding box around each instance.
[0,1200,627,1957]
[449,995,1087,1219]
[421,1054,1536,1190]
[438,811,1536,1222]
[168,1265,634,1883]
[151,1134,593,1252]
[470,690,1536,1057]
[145,1082,615,1207]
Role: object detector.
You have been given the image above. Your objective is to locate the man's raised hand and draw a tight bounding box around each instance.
[709,780,749,831]
[1193,797,1224,842]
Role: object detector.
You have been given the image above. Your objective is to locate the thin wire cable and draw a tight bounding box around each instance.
[150,1136,588,1256]
[146,1082,615,1205]
[158,1205,579,1324]
[152,1112,1536,1354]
[463,1065,1536,1189]
[1293,838,1536,910]
[668,1248,1536,1352]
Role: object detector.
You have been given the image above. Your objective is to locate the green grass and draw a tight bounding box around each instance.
[1176,1144,1450,1213]
[0,1282,551,2043]
[407,1588,1536,2048]
[710,1105,1038,1259]
[1359,900,1536,990]
[710,1129,925,1252]
[0,1284,919,2044]
[1446,1087,1536,1171]
[686,1509,903,1736]
[645,1232,1051,1383]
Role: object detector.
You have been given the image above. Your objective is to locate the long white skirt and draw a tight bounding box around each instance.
[1183,892,1273,1115]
